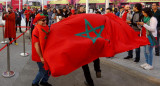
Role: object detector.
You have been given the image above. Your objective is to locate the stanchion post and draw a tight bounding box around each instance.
[2,43,15,78]
[1,25,7,44]
[20,32,29,57]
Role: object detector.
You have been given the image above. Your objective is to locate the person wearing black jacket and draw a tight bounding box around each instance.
[124,3,143,62]
[152,3,160,56]
[78,6,101,86]
[62,7,69,18]
[15,8,22,33]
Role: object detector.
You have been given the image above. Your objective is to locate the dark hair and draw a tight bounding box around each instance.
[53,8,57,13]
[8,6,12,9]
[142,8,153,17]
[106,8,112,12]
[152,3,159,6]
[120,7,124,9]
[134,3,142,11]
[114,8,118,12]
[96,11,101,14]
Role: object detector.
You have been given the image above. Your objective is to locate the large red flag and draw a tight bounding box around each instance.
[40,13,149,77]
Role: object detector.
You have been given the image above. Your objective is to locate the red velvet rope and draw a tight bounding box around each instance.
[0,26,30,52]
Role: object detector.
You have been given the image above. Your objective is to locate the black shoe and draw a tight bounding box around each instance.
[32,83,39,86]
[155,53,159,56]
[124,56,132,59]
[96,71,101,78]
[40,82,52,86]
[84,81,94,86]
[134,59,139,62]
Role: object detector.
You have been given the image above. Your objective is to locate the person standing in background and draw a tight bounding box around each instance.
[24,6,32,30]
[51,8,57,24]
[47,8,53,27]
[3,7,18,45]
[15,8,22,33]
[152,3,160,56]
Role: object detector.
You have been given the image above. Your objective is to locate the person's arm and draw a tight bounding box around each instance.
[143,17,157,32]
[131,14,139,26]
[34,42,44,63]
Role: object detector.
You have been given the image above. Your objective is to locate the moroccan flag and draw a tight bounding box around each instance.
[41,13,149,77]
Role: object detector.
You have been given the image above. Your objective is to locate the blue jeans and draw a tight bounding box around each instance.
[32,62,50,84]
[144,45,153,65]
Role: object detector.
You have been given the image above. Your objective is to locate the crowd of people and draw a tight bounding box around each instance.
[1,3,160,86]
[114,3,160,71]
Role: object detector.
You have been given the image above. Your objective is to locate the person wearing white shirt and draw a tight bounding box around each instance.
[137,8,157,70]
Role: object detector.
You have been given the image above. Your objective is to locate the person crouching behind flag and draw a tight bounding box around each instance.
[32,13,52,86]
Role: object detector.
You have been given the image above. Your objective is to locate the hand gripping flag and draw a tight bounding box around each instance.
[39,13,149,77]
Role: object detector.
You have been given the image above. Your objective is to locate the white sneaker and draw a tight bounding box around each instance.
[140,63,148,68]
[144,65,153,70]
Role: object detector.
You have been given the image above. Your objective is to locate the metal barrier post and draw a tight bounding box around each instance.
[1,25,7,44]
[20,32,29,57]
[2,43,15,78]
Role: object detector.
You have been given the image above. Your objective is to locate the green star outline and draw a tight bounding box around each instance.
[76,19,104,43]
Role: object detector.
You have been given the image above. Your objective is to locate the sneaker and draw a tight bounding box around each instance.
[124,56,132,59]
[32,83,39,86]
[40,82,52,86]
[96,72,101,78]
[140,63,148,68]
[15,43,18,45]
[144,65,153,70]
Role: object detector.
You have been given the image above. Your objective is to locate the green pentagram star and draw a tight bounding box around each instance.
[76,19,104,43]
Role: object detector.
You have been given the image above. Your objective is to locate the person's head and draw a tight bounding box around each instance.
[120,7,124,12]
[8,7,12,12]
[63,7,67,12]
[44,5,47,10]
[27,6,30,10]
[106,8,112,14]
[142,8,153,17]
[124,5,130,11]
[16,8,18,12]
[114,8,118,12]
[37,18,47,26]
[57,9,62,14]
[80,6,85,12]
[48,8,51,12]
[69,6,72,10]
[152,3,159,10]
[96,11,101,14]
[33,14,47,26]
[53,8,57,13]
[133,3,142,12]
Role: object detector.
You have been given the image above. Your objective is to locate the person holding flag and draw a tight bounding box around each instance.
[31,13,52,86]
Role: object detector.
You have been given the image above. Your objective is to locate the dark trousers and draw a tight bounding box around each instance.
[16,21,22,32]
[155,28,160,55]
[9,38,16,43]
[26,19,31,30]
[82,58,101,86]
[128,47,140,61]
[32,62,50,84]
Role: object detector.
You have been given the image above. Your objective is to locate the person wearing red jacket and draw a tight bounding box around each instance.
[24,6,32,30]
[3,7,18,45]
[32,13,52,86]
